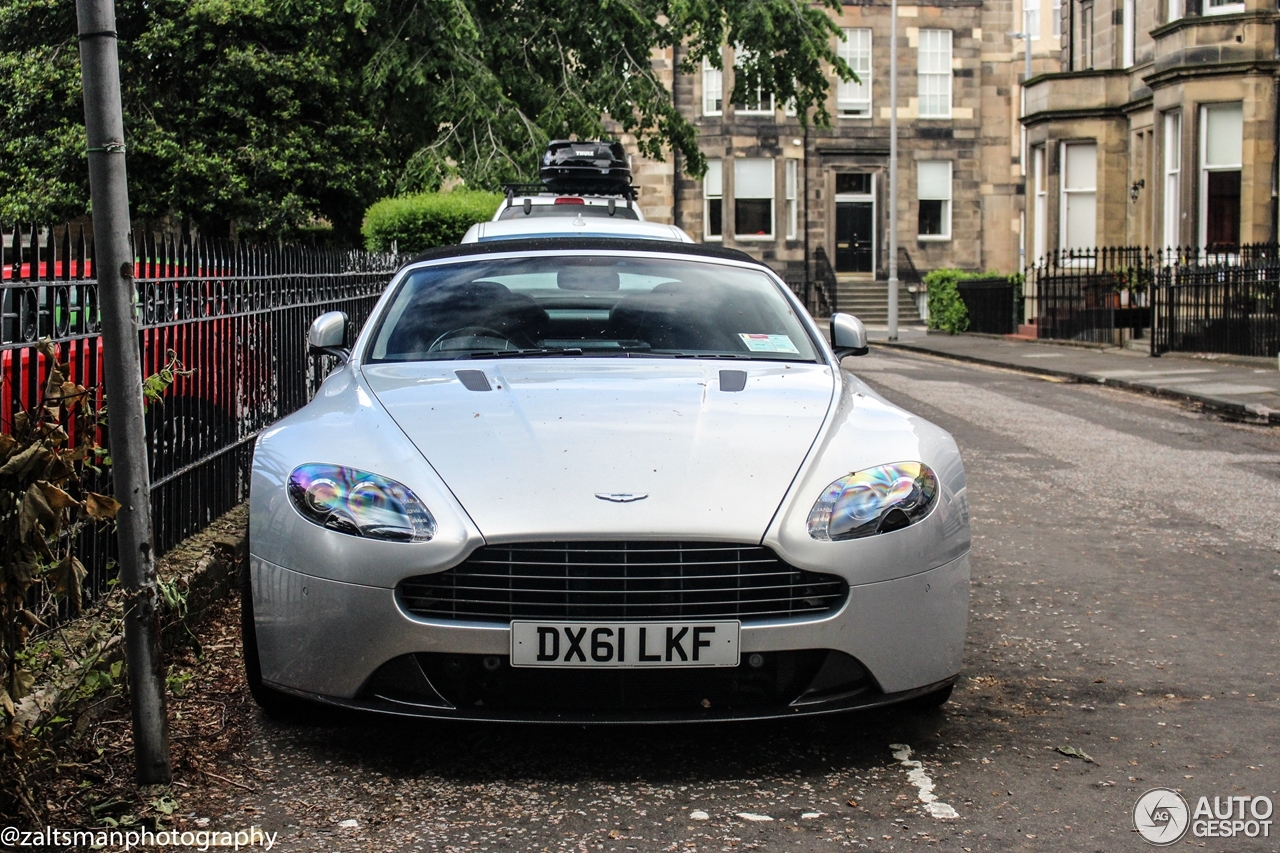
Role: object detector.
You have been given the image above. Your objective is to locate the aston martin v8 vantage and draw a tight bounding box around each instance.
[245,237,970,722]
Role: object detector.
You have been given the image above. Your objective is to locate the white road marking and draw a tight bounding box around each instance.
[1021,353,1066,358]
[735,812,774,822]
[890,744,959,820]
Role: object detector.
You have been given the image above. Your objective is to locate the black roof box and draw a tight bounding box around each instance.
[540,140,632,194]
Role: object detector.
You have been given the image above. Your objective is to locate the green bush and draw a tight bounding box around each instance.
[923,269,971,334]
[361,190,503,253]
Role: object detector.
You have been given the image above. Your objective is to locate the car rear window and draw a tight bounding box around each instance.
[365,255,820,363]
[496,204,641,221]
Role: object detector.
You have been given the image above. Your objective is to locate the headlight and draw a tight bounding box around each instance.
[807,462,939,541]
[287,464,436,542]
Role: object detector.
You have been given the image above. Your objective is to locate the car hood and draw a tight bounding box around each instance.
[361,360,835,542]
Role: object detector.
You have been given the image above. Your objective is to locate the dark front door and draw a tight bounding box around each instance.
[835,202,874,273]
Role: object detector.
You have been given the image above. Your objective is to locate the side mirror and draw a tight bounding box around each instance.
[308,311,350,361]
[830,313,869,358]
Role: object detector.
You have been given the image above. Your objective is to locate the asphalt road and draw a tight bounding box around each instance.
[213,348,1280,852]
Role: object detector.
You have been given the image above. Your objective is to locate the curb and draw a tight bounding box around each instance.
[874,340,1280,426]
[10,505,247,740]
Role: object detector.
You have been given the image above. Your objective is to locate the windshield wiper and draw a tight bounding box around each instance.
[458,347,585,359]
[672,352,753,359]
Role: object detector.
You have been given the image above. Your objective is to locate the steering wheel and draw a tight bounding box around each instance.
[426,326,517,352]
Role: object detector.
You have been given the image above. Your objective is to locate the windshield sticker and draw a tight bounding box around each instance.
[739,333,800,354]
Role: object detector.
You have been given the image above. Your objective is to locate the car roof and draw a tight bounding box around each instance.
[491,192,645,219]
[461,218,694,244]
[409,236,766,268]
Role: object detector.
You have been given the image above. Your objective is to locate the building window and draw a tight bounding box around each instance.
[1168,0,1181,22]
[1032,146,1047,261]
[1200,103,1242,248]
[1122,0,1135,67]
[837,29,872,117]
[1060,142,1097,251]
[1205,0,1245,15]
[704,159,723,241]
[1163,112,1181,250]
[1053,0,1062,37]
[733,48,775,115]
[1078,1,1094,69]
[918,30,953,119]
[1024,0,1040,39]
[734,158,775,238]
[917,161,952,239]
[785,160,798,239]
[702,58,723,116]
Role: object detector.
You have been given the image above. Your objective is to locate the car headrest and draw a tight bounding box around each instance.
[557,266,621,292]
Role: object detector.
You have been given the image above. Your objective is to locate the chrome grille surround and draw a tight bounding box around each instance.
[395,541,848,624]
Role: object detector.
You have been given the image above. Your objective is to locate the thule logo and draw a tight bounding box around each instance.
[595,493,648,503]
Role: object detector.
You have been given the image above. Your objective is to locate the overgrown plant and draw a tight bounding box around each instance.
[0,341,119,728]
[924,269,971,334]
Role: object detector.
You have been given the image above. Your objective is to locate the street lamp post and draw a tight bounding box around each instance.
[1011,14,1034,274]
[887,0,899,341]
[76,0,171,784]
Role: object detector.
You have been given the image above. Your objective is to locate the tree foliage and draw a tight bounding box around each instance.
[0,0,851,241]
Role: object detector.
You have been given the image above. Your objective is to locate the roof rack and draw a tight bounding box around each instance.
[502,182,639,201]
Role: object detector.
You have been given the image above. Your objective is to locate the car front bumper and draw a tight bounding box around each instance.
[250,552,968,722]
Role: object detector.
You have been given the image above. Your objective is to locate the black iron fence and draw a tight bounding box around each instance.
[1151,246,1280,358]
[1027,244,1280,356]
[2,224,402,601]
[957,276,1020,335]
[779,247,838,318]
[809,246,838,317]
[1025,247,1151,345]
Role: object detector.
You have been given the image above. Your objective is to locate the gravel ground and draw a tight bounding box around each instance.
[39,348,1280,852]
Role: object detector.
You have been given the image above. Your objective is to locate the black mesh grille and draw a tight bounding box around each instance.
[396,542,847,623]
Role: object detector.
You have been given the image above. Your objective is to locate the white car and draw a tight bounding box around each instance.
[244,237,970,722]
[462,216,693,244]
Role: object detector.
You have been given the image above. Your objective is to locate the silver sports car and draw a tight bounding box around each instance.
[244,237,970,722]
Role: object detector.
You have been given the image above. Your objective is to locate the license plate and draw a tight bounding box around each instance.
[510,621,740,668]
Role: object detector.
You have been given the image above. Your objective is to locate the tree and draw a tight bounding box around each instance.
[354,0,852,189]
[0,0,850,240]
[1,0,401,241]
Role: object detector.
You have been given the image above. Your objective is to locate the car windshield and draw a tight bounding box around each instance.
[366,255,820,363]
[496,204,640,221]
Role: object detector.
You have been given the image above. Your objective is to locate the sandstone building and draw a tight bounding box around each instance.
[1023,0,1279,258]
[630,0,1061,317]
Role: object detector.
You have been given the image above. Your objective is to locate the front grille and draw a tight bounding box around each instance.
[396,541,847,623]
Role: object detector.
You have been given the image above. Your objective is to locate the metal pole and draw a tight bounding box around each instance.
[1019,21,1032,277]
[888,0,899,340]
[75,0,171,784]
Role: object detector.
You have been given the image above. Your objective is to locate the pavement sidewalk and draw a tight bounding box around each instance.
[868,329,1280,425]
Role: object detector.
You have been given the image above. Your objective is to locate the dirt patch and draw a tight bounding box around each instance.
[19,591,259,832]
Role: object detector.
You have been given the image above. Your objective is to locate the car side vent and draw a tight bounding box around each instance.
[455,369,492,392]
[719,370,748,392]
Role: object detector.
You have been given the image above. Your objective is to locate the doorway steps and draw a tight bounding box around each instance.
[835,278,925,325]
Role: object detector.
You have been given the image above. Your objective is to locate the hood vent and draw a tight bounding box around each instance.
[455,369,492,392]
[719,370,748,392]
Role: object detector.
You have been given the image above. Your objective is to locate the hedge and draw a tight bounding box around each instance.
[923,268,1014,334]
[361,190,503,253]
